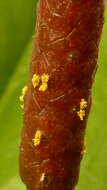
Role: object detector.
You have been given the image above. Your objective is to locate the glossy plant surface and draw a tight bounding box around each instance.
[19,1,104,190]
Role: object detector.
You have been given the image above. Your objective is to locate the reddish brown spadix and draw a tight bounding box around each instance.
[19,0,104,190]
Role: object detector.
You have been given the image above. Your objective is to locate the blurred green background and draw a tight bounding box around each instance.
[0,1,107,190]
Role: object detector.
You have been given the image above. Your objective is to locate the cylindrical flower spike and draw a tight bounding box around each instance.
[19,0,104,190]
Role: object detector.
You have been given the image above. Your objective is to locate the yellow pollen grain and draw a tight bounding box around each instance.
[19,86,28,102]
[19,96,24,102]
[20,104,24,109]
[80,98,87,110]
[77,98,87,121]
[41,74,50,83]
[22,86,28,95]
[77,110,85,121]
[32,74,40,88]
[39,74,50,92]
[39,83,48,92]
[33,130,42,147]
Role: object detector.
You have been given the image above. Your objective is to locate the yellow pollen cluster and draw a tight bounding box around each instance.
[32,74,40,88]
[77,98,87,121]
[20,86,28,102]
[39,74,49,92]
[32,73,50,92]
[20,86,28,109]
[39,83,48,92]
[41,74,50,83]
[80,98,87,110]
[33,130,42,147]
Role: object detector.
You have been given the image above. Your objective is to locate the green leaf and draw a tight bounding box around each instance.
[0,0,37,96]
[0,3,107,190]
